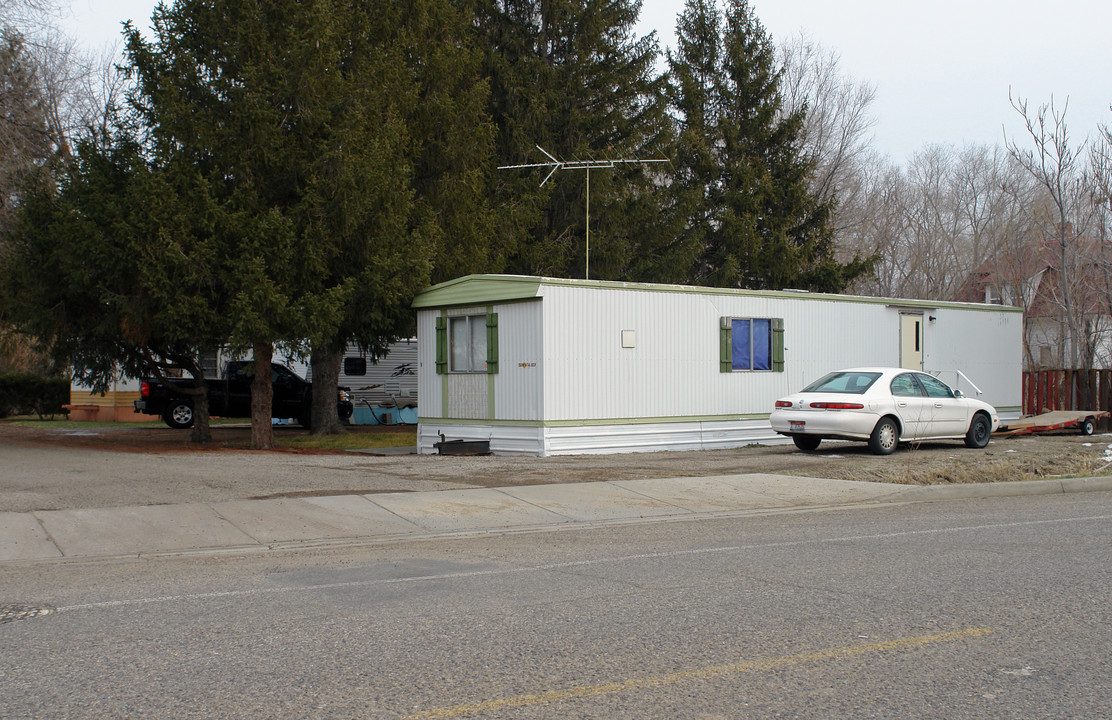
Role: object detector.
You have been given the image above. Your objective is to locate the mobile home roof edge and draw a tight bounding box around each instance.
[411,274,1022,313]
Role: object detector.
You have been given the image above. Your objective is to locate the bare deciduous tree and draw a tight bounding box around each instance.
[1006,94,1101,373]
[1087,111,1112,367]
[0,27,51,227]
[846,144,1033,302]
[2,0,124,374]
[778,32,877,240]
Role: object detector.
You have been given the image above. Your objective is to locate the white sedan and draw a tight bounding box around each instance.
[769,367,999,455]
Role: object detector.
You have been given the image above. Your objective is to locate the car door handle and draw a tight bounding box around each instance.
[897,402,908,407]
[934,403,944,408]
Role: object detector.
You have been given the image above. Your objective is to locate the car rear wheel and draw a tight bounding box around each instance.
[163,400,194,429]
[868,417,899,455]
[963,412,992,448]
[792,435,821,452]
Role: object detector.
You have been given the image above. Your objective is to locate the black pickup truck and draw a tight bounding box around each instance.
[134,361,354,429]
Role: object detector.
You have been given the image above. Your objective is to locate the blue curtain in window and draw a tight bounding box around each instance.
[752,318,771,370]
[732,319,751,370]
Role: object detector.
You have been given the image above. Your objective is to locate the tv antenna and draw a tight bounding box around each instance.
[499,146,667,279]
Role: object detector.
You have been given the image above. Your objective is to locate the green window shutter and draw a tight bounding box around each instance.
[486,311,499,374]
[772,318,785,372]
[435,316,447,374]
[719,317,732,373]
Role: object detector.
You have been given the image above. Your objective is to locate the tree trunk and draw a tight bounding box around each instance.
[250,342,274,450]
[310,342,345,435]
[190,383,212,444]
[178,358,211,444]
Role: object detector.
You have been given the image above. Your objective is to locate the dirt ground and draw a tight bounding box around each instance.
[2,420,1110,489]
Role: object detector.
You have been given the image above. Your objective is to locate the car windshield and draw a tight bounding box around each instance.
[801,371,882,394]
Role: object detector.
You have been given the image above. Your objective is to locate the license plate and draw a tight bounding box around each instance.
[790,421,805,432]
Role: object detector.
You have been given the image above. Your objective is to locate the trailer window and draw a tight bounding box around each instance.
[720,317,784,372]
[449,315,488,373]
[344,357,367,376]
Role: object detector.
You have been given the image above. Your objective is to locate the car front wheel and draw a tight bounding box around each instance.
[868,417,899,455]
[792,435,821,452]
[964,413,992,448]
[163,400,194,429]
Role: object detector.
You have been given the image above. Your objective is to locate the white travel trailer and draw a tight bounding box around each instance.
[412,275,1023,456]
[286,340,418,425]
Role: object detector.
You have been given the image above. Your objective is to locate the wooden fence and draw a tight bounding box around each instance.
[1023,369,1112,415]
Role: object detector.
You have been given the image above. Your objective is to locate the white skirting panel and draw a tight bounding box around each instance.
[417,419,787,456]
[418,423,545,456]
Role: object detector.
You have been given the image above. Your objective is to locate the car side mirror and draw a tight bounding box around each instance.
[954,389,964,398]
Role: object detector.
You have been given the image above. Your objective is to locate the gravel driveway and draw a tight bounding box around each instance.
[2,422,1109,513]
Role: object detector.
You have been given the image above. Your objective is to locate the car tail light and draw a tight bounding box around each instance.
[810,402,865,410]
[140,381,150,398]
[774,401,793,408]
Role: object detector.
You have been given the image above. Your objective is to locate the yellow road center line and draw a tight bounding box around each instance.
[407,628,994,719]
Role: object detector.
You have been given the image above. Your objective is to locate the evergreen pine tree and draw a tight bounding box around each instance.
[123,0,494,440]
[664,0,871,291]
[478,0,670,280]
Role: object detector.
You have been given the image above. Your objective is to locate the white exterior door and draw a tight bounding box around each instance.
[900,314,924,370]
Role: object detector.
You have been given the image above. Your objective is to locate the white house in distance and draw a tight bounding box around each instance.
[412,274,1024,456]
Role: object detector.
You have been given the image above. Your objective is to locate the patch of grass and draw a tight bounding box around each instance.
[5,417,161,429]
[278,428,417,451]
[4,417,241,429]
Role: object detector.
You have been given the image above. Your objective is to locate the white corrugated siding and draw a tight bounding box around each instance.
[416,419,787,456]
[416,300,544,423]
[537,285,940,422]
[924,307,1022,409]
[416,311,441,418]
[492,301,543,420]
[418,423,543,455]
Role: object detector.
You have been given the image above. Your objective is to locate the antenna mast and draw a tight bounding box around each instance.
[499,146,667,279]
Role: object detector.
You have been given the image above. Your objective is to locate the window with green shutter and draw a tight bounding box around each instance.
[720,316,784,372]
[435,316,447,374]
[445,313,498,374]
[485,311,499,374]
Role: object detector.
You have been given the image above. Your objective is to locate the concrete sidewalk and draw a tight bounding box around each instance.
[3,473,1111,564]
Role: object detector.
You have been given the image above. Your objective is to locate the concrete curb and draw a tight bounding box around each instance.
[873,475,1112,503]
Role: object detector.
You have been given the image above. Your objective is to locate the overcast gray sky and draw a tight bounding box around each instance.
[64,0,1111,162]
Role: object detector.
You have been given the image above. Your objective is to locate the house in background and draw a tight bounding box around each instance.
[959,238,1112,370]
[413,274,1023,456]
[67,376,147,422]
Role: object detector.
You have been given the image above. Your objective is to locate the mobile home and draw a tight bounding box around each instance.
[413,275,1023,456]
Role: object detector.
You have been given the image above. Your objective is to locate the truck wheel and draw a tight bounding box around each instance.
[163,400,195,429]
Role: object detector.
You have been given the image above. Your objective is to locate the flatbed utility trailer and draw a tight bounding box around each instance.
[996,410,1110,437]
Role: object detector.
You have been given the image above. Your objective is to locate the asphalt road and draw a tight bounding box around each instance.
[3,490,1110,719]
